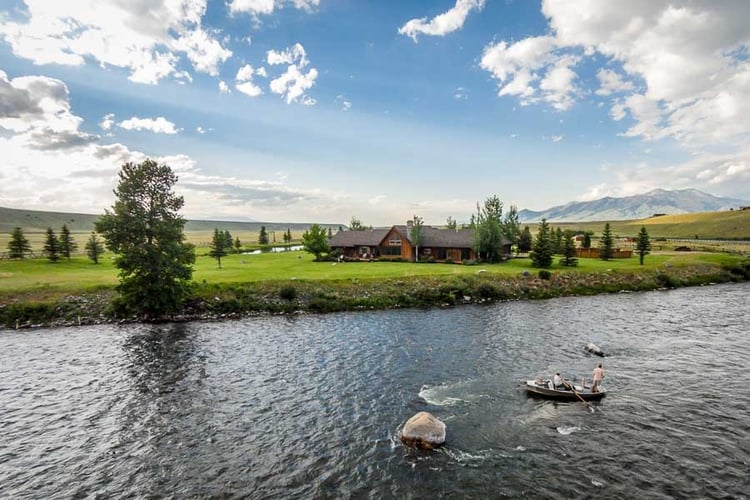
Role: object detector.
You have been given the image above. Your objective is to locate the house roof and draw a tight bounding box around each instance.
[329,225,512,249]
[328,228,390,247]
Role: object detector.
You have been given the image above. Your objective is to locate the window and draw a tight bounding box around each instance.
[388,239,401,246]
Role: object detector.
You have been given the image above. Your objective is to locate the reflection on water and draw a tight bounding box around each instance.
[1,283,749,498]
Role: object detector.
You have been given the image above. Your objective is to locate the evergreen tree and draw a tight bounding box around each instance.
[530,219,554,268]
[599,223,615,261]
[59,224,77,259]
[501,205,521,253]
[95,159,195,319]
[234,236,242,254]
[518,226,532,254]
[327,227,333,238]
[85,231,105,264]
[43,227,60,262]
[559,230,579,267]
[7,227,32,259]
[581,231,593,249]
[223,230,233,252]
[409,215,424,262]
[302,223,329,260]
[553,227,564,255]
[636,225,651,265]
[209,228,228,268]
[258,226,269,245]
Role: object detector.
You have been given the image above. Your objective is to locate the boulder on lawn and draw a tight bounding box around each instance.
[400,411,446,449]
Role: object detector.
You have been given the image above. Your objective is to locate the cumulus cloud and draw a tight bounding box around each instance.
[228,0,319,17]
[267,43,317,104]
[118,117,180,134]
[235,64,263,97]
[0,0,232,84]
[218,81,231,94]
[99,113,115,131]
[335,95,352,111]
[482,1,750,151]
[399,0,485,42]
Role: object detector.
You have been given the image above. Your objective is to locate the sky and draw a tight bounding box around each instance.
[1,0,749,226]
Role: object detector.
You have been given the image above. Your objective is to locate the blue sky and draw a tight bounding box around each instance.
[1,0,749,225]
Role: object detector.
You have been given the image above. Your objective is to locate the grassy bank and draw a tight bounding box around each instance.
[1,249,748,328]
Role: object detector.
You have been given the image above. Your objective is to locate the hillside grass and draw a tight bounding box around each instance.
[546,210,750,239]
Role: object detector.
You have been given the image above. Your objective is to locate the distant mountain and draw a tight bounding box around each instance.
[0,206,342,234]
[518,189,750,222]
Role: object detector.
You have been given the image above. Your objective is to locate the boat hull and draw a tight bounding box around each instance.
[524,380,606,400]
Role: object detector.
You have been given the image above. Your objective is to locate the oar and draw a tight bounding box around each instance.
[564,380,595,413]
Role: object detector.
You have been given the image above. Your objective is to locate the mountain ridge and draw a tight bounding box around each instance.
[518,189,749,222]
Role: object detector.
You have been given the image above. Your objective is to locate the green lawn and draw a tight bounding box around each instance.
[1,247,742,299]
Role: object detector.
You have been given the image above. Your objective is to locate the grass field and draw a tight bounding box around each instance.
[0,247,742,299]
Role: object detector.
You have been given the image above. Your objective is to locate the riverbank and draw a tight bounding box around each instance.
[2,259,748,329]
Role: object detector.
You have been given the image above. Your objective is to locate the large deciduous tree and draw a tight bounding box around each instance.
[95,159,195,319]
[7,227,31,259]
[636,225,651,265]
[599,223,614,261]
[530,218,554,268]
[472,195,506,263]
[302,223,329,260]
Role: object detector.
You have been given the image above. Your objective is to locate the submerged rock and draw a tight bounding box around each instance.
[585,342,605,357]
[400,411,446,449]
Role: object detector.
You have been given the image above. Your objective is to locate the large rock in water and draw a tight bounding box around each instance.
[585,342,605,357]
[400,412,446,449]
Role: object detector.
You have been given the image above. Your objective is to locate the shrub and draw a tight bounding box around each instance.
[538,269,552,280]
[279,285,297,301]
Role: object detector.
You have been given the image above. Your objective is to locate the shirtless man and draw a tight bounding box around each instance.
[592,363,605,393]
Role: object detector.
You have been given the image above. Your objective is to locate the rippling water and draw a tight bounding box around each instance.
[1,283,749,498]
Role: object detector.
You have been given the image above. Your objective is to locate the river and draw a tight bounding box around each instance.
[1,283,748,498]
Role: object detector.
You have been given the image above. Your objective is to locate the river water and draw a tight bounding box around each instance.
[1,283,748,499]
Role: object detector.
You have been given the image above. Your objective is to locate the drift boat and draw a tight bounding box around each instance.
[524,379,606,400]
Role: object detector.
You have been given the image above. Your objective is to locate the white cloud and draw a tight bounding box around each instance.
[267,43,308,67]
[335,95,352,111]
[267,43,317,104]
[454,87,468,100]
[596,69,634,96]
[551,135,563,142]
[118,116,180,134]
[99,113,115,131]
[219,81,231,93]
[398,0,485,42]
[256,66,268,78]
[228,0,319,17]
[236,81,263,97]
[0,0,232,84]
[484,1,750,150]
[196,126,205,134]
[235,64,263,97]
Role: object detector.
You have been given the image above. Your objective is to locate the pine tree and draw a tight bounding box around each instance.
[258,226,269,245]
[518,226,532,254]
[636,226,651,265]
[85,232,105,264]
[43,227,61,262]
[559,230,579,267]
[234,236,242,254]
[7,227,32,259]
[530,219,554,268]
[209,228,228,268]
[599,223,614,261]
[59,224,78,258]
